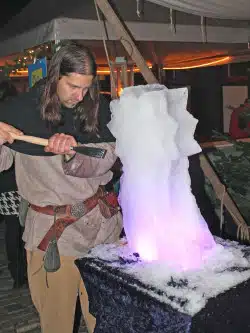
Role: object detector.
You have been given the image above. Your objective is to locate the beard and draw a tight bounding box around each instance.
[62,100,79,109]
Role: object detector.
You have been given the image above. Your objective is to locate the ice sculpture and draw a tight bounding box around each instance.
[108,84,215,271]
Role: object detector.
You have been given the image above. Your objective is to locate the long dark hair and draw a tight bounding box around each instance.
[41,41,99,133]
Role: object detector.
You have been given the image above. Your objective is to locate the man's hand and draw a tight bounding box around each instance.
[0,122,23,145]
[44,133,77,155]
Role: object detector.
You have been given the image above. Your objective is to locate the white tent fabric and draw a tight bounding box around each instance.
[148,0,250,20]
[1,18,249,58]
[0,0,250,58]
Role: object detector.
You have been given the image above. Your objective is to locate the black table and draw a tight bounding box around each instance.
[76,241,250,333]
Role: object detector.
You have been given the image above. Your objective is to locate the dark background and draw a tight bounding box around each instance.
[0,0,31,28]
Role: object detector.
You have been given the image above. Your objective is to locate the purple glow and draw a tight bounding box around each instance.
[109,85,215,271]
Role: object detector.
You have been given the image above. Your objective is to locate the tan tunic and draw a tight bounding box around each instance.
[0,143,123,257]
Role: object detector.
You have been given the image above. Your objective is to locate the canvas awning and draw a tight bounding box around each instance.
[148,0,250,20]
[0,0,249,66]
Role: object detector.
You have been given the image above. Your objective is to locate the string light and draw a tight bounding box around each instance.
[163,56,231,70]
[96,57,230,75]
[96,66,151,75]
[8,53,231,78]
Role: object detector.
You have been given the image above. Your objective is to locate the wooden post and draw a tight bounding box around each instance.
[110,61,130,98]
[121,62,128,88]
[129,67,135,86]
[95,0,157,84]
[110,62,118,99]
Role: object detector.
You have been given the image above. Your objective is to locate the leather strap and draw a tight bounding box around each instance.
[30,204,68,216]
[30,188,119,252]
[38,216,77,251]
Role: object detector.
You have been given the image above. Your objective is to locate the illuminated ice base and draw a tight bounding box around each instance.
[108,84,215,271]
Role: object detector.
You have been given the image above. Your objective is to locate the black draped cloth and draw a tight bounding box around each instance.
[0,84,114,156]
[75,254,250,333]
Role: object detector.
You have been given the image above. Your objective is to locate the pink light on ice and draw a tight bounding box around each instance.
[108,84,215,271]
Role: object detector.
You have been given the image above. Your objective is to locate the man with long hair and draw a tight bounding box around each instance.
[0,42,122,333]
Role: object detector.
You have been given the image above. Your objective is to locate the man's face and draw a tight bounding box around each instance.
[57,73,94,108]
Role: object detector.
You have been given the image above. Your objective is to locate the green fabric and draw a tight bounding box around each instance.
[113,180,120,195]
[18,196,29,227]
[204,145,250,225]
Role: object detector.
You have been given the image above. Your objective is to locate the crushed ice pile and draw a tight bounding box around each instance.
[88,238,250,316]
[108,84,215,270]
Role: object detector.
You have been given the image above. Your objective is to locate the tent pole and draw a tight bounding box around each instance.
[95,0,157,84]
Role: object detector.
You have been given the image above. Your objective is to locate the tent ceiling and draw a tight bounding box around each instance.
[80,41,246,66]
[0,17,249,59]
[0,0,250,65]
[0,0,250,40]
[148,0,250,20]
[1,0,249,43]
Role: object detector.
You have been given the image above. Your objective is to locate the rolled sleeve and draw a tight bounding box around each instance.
[0,145,14,172]
[62,142,117,178]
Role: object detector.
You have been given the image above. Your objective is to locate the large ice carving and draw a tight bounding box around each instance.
[108,84,215,270]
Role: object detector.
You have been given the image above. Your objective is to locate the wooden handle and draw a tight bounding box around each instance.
[10,133,49,147]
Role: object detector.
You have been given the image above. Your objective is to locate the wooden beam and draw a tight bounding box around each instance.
[95,0,157,84]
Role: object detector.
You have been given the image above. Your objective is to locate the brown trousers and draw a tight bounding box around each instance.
[26,250,96,333]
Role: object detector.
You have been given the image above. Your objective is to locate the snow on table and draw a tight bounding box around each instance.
[87,237,250,316]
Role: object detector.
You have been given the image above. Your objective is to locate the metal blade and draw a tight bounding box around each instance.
[71,146,107,159]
